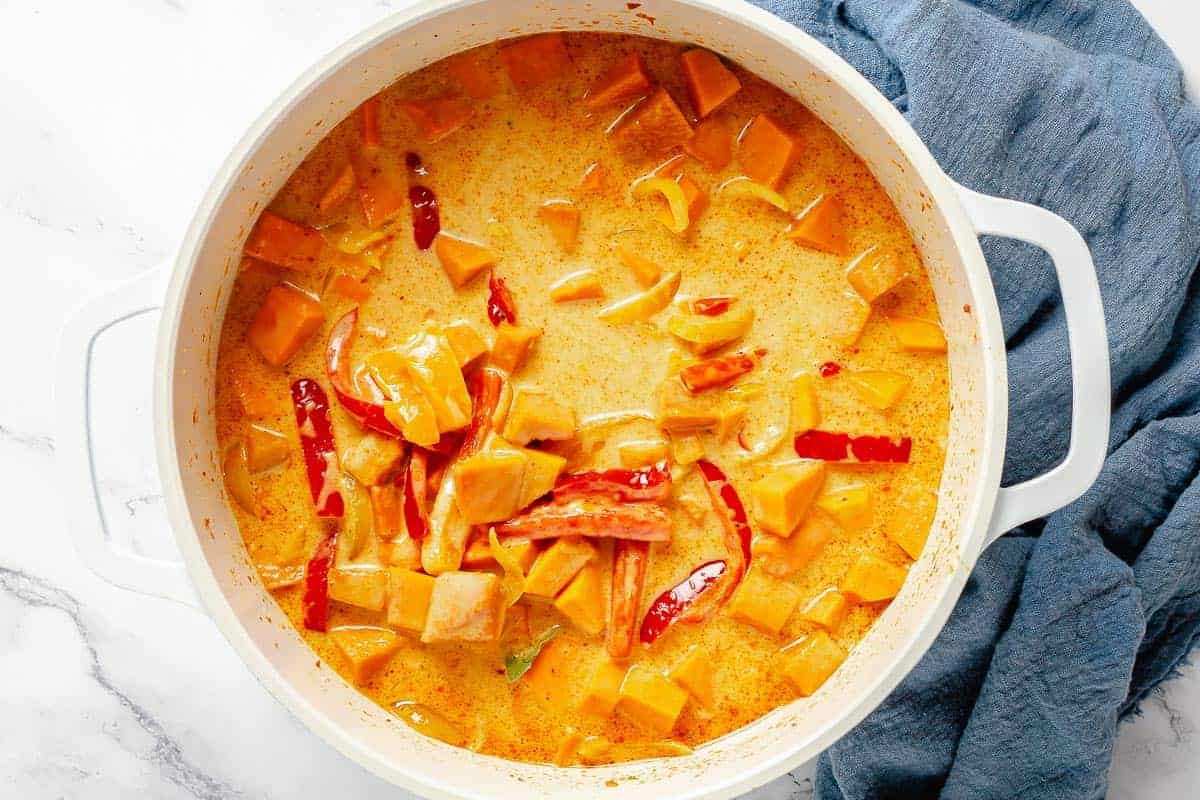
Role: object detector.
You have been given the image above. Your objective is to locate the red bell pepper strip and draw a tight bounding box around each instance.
[460,367,506,457]
[639,560,727,644]
[551,461,672,504]
[819,361,841,377]
[607,539,649,659]
[678,348,766,393]
[302,531,338,631]
[403,448,429,540]
[409,185,440,250]
[487,274,519,327]
[683,459,752,623]
[291,378,344,517]
[793,430,912,463]
[496,500,672,542]
[326,309,405,438]
[691,296,735,316]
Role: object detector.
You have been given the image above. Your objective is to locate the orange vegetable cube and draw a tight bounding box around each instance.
[442,319,489,367]
[728,568,802,634]
[329,271,371,301]
[517,447,567,510]
[340,431,405,487]
[586,52,653,109]
[433,232,496,287]
[523,634,575,704]
[462,537,538,572]
[615,88,694,157]
[421,571,506,643]
[502,391,576,445]
[654,175,708,233]
[671,432,706,466]
[330,626,400,684]
[550,269,604,302]
[233,373,286,419]
[832,290,873,346]
[360,95,381,147]
[247,283,325,367]
[800,590,850,632]
[817,485,872,530]
[245,424,289,473]
[525,537,596,598]
[490,322,542,373]
[684,114,735,172]
[579,660,626,716]
[845,369,911,411]
[554,563,605,636]
[750,462,826,537]
[616,244,662,287]
[329,567,389,611]
[669,646,715,707]
[400,94,473,142]
[617,438,670,468]
[500,33,571,90]
[841,553,909,603]
[348,148,405,229]
[846,250,908,302]
[538,200,581,252]
[243,211,325,272]
[790,373,821,434]
[446,50,499,100]
[886,314,948,353]
[738,113,799,189]
[386,568,436,633]
[577,162,608,195]
[616,665,689,735]
[317,164,356,215]
[751,512,837,579]
[780,630,847,697]
[680,49,741,118]
[786,194,848,255]
[452,448,527,524]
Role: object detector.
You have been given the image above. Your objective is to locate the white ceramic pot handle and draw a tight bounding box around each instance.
[953,183,1111,550]
[55,269,203,609]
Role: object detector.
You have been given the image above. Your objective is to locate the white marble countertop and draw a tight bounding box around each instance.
[3,1,1196,797]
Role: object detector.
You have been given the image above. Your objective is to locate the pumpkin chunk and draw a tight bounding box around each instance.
[789,373,820,434]
[738,113,798,189]
[800,590,850,632]
[680,49,741,118]
[525,537,597,598]
[330,626,400,684]
[340,432,405,487]
[780,630,846,696]
[580,660,626,716]
[886,314,948,353]
[317,165,356,215]
[750,462,826,537]
[491,322,542,373]
[400,94,474,142]
[618,439,670,468]
[500,33,571,89]
[841,553,908,603]
[617,665,689,735]
[614,88,694,157]
[247,284,325,367]
[616,244,662,287]
[669,646,715,707]
[550,269,604,302]
[586,52,653,109]
[683,114,735,172]
[847,249,907,303]
[844,370,911,411]
[554,563,605,635]
[433,232,496,287]
[447,50,499,100]
[786,194,848,255]
[453,448,528,524]
[348,148,405,228]
[443,319,489,367]
[503,391,576,445]
[421,571,506,642]
[728,568,802,634]
[245,424,289,473]
[329,567,389,611]
[244,211,325,271]
[751,512,837,579]
[816,486,872,530]
[538,200,581,252]
[387,568,436,633]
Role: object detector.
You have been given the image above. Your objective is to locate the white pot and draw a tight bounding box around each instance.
[55,1,1111,797]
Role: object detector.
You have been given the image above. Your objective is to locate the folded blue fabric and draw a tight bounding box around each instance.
[752,1,1200,797]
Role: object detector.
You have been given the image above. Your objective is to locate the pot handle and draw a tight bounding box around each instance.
[55,269,203,610]
[953,183,1110,550]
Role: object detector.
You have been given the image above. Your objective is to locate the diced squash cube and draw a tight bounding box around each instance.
[330,626,400,684]
[340,432,405,487]
[817,486,872,530]
[669,646,714,707]
[578,162,608,195]
[886,314,947,353]
[615,88,694,157]
[233,373,286,419]
[579,660,626,716]
[751,462,826,537]
[387,568,436,633]
[671,432,705,466]
[790,374,820,434]
[381,378,441,448]
[446,50,499,100]
[245,424,289,473]
[243,211,324,271]
[524,537,596,598]
[847,250,907,303]
[538,201,581,252]
[751,511,837,578]
[443,319,489,367]
[684,114,734,172]
[550,269,604,302]
[523,634,575,703]
[616,244,662,287]
[329,271,371,301]
[680,49,740,118]
[841,553,908,603]
[800,590,849,632]
[500,33,571,90]
[452,448,527,524]
[780,630,847,696]
[247,284,325,367]
[586,53,652,109]
[618,439,670,468]
[554,729,585,766]
[503,391,576,445]
[655,175,708,234]
[517,447,567,510]
[845,370,910,411]
[347,147,405,229]
[433,232,496,288]
[553,563,605,636]
[462,537,538,572]
[329,566,389,611]
[491,323,542,373]
[728,568,802,634]
[421,571,506,642]
[318,164,356,215]
[786,194,848,255]
[616,665,689,735]
[738,113,798,189]
[400,94,473,142]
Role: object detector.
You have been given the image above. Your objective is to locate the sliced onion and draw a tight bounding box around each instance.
[632,177,689,233]
[719,176,790,213]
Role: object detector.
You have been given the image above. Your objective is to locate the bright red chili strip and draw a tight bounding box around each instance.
[679,349,766,393]
[793,430,912,463]
[402,450,428,541]
[487,274,518,327]
[819,361,841,377]
[302,531,338,631]
[691,296,735,316]
[326,309,404,438]
[461,368,506,457]
[552,461,671,503]
[409,185,440,250]
[639,560,727,644]
[291,378,344,517]
[696,459,752,561]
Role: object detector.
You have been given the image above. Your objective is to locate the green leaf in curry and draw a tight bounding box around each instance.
[505,624,562,684]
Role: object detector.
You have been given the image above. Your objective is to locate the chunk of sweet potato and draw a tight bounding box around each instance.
[816,486,872,530]
[738,113,798,189]
[348,148,405,229]
[538,200,581,252]
[244,211,325,271]
[580,659,626,716]
[433,232,496,288]
[247,283,325,367]
[525,537,596,598]
[503,391,576,445]
[317,164,356,215]
[329,566,389,611]
[845,370,910,411]
[616,244,662,287]
[846,250,907,303]
[616,665,688,735]
[841,553,908,603]
[452,448,527,525]
[490,322,542,373]
[446,50,499,100]
[421,571,506,642]
[728,568,803,634]
[586,52,652,109]
[442,319,489,367]
[790,373,820,434]
[683,114,735,172]
[800,589,849,632]
[330,626,400,684]
[780,630,846,696]
[751,462,826,537]
[500,33,570,89]
[387,568,436,633]
[618,439,670,468]
[680,49,740,118]
[340,432,404,487]
[615,88,694,157]
[669,646,714,707]
[554,563,605,636]
[886,314,948,353]
[400,94,474,142]
[752,511,837,578]
[786,194,848,255]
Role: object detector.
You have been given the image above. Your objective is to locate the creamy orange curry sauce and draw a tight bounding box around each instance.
[216,32,949,765]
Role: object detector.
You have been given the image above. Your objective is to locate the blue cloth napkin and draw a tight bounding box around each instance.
[752,1,1200,797]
